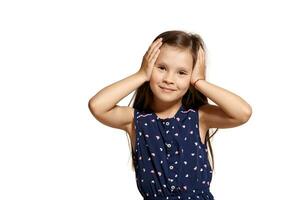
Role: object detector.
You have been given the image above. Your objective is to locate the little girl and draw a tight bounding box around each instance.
[88,30,252,200]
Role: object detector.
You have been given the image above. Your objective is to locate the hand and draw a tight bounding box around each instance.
[190,46,206,85]
[138,37,163,81]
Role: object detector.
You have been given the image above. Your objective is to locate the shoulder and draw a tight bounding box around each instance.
[127,107,151,131]
[133,108,153,120]
[197,105,209,131]
[197,103,248,129]
[89,104,135,135]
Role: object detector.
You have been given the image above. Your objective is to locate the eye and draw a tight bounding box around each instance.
[158,65,166,70]
[179,71,187,75]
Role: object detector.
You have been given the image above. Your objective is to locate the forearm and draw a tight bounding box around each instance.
[89,72,146,114]
[194,80,252,120]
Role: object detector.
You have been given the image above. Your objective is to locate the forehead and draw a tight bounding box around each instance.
[156,44,193,70]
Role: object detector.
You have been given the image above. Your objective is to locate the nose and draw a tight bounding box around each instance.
[163,72,174,84]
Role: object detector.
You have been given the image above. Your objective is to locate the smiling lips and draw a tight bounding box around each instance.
[160,86,176,92]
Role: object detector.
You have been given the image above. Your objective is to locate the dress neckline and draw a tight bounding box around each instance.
[152,104,183,121]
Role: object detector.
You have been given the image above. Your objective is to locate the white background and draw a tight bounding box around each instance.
[1,0,299,199]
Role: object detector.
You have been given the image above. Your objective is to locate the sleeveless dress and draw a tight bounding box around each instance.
[132,104,214,200]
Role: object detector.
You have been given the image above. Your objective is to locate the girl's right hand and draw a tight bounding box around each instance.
[138,37,163,81]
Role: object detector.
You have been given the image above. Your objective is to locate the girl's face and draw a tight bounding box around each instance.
[149,44,193,104]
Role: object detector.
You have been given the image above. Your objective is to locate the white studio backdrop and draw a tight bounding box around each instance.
[1,0,299,199]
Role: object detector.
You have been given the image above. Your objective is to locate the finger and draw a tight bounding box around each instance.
[198,48,205,59]
[148,44,161,63]
[149,49,160,66]
[148,38,163,52]
[198,47,203,55]
[147,39,163,60]
[148,38,163,56]
[151,40,163,56]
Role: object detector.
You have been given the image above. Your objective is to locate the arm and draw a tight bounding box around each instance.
[88,72,146,131]
[196,79,252,127]
[88,37,163,132]
[89,72,146,115]
[192,46,252,129]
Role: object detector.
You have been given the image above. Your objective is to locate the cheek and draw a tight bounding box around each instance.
[178,77,191,88]
[150,70,161,82]
[181,81,191,90]
[179,76,191,86]
[149,72,159,89]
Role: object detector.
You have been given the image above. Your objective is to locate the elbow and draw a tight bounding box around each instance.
[241,106,252,123]
[88,99,96,114]
[88,99,107,119]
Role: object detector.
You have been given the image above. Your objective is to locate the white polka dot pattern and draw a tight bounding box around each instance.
[133,105,214,200]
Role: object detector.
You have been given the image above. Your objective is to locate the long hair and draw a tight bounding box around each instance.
[125,30,218,172]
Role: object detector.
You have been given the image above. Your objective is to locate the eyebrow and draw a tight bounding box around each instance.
[157,62,190,71]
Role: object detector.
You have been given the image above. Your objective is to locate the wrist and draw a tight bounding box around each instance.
[136,71,148,82]
[193,78,205,87]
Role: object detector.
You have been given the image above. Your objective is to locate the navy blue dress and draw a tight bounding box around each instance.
[132,104,214,200]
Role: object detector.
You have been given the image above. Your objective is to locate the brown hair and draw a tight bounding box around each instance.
[125,30,218,172]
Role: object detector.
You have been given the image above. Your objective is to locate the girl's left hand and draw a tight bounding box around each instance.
[190,47,206,85]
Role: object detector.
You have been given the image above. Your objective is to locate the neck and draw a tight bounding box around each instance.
[151,100,182,117]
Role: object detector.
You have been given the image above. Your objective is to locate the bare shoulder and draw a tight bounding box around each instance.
[198,104,212,127]
[198,103,247,129]
[89,104,135,134]
[197,106,209,144]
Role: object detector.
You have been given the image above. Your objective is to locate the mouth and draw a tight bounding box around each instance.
[160,86,176,92]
